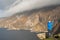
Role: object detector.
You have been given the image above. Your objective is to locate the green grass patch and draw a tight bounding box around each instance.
[45,37,54,40]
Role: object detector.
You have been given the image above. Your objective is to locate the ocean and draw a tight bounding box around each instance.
[0,28,40,40]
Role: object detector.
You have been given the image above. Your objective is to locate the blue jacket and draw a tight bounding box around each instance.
[47,21,54,30]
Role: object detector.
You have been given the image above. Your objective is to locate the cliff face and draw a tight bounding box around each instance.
[0,6,60,32]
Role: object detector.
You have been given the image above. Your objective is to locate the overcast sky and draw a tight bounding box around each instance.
[0,0,16,9]
[0,0,60,18]
[0,0,16,17]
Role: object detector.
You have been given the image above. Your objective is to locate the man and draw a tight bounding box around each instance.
[47,20,54,37]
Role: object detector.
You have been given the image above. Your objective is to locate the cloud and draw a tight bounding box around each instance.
[0,0,60,18]
[0,0,16,9]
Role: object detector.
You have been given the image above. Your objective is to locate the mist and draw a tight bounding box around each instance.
[0,0,60,18]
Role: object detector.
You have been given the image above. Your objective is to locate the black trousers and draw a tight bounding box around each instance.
[46,29,52,38]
